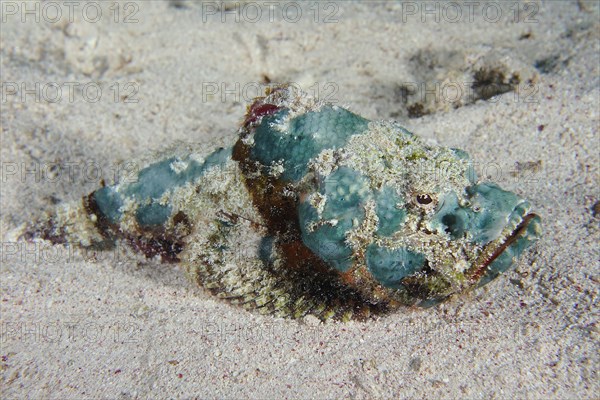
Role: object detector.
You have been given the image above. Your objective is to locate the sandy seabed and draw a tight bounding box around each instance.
[1,1,598,398]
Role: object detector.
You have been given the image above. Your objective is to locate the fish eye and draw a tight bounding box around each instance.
[416,194,433,205]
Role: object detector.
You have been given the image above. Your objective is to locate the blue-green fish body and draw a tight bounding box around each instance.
[32,85,541,320]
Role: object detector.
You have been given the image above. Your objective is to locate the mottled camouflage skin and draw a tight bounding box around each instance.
[30,85,541,321]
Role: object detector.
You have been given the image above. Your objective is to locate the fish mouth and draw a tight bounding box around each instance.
[402,191,542,305]
[467,212,542,285]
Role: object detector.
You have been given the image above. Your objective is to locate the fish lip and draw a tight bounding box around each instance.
[467,212,540,284]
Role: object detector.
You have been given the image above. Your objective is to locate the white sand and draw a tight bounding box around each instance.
[1,1,598,398]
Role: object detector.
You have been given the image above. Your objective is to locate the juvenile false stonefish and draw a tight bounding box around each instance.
[29,85,541,321]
